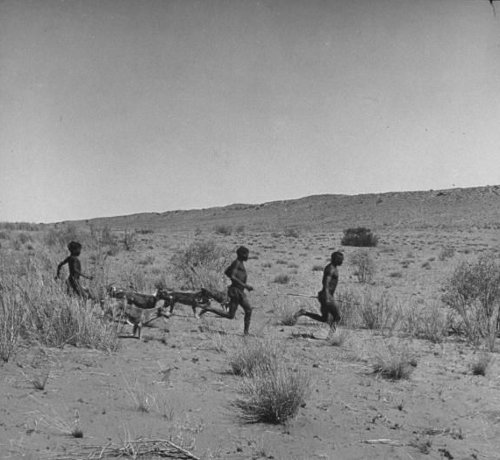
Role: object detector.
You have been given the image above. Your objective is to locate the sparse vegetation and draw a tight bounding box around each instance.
[3,192,500,459]
[214,224,233,236]
[359,289,402,334]
[0,286,25,362]
[284,228,300,238]
[372,343,416,380]
[341,227,379,247]
[273,274,290,284]
[171,239,231,292]
[402,302,449,343]
[442,253,500,348]
[228,338,281,377]
[470,352,493,376]
[232,362,309,424]
[349,249,376,283]
[326,328,349,347]
[123,229,137,250]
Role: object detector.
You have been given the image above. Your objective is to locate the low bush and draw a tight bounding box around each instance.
[228,338,281,377]
[44,224,82,248]
[284,228,300,238]
[470,353,493,376]
[349,250,376,283]
[0,287,25,362]
[438,246,455,261]
[441,253,500,348]
[273,274,290,284]
[232,362,309,424]
[0,252,119,354]
[273,297,300,326]
[335,288,362,328]
[359,289,402,334]
[214,224,233,236]
[170,239,231,292]
[402,302,449,343]
[372,343,416,380]
[341,227,378,247]
[123,229,137,251]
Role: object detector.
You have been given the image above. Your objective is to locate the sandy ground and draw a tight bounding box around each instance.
[1,228,500,459]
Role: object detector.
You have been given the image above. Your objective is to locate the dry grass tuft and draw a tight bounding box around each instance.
[232,362,309,424]
[0,286,25,362]
[372,343,417,380]
[228,337,281,377]
[325,328,349,347]
[470,352,493,376]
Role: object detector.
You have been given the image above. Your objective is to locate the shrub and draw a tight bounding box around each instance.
[335,288,362,328]
[17,232,32,245]
[284,228,300,238]
[228,338,281,377]
[273,297,300,326]
[470,353,493,376]
[123,229,137,251]
[0,287,25,362]
[439,246,455,261]
[44,224,82,248]
[372,343,416,380]
[171,240,231,292]
[273,274,290,284]
[214,224,232,236]
[341,227,378,247]
[232,362,309,424]
[359,289,402,334]
[441,253,500,348]
[0,252,118,352]
[326,328,349,347]
[349,250,376,283]
[401,302,449,343]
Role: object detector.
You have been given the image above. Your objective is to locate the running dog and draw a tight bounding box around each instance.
[158,288,227,318]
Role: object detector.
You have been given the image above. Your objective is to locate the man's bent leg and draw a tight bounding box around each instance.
[298,300,331,324]
[202,299,238,319]
[240,295,252,335]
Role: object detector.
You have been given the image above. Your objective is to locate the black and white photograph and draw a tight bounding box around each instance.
[1,1,500,458]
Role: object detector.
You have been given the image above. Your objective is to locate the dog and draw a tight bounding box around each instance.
[120,303,169,339]
[157,288,228,318]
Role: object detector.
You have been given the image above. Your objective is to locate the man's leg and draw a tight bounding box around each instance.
[69,278,85,298]
[201,298,238,319]
[240,294,252,335]
[294,293,330,323]
[300,306,329,323]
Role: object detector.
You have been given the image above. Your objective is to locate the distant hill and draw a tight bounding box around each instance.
[69,185,500,232]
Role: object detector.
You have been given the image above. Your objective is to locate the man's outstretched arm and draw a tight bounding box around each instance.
[55,257,69,279]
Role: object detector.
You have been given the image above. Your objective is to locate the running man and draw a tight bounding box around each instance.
[294,251,344,331]
[200,246,253,335]
[55,241,93,299]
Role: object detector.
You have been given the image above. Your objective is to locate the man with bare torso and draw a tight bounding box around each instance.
[294,251,344,330]
[199,246,253,335]
[55,241,93,299]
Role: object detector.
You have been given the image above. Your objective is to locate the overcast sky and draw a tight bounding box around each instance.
[1,0,499,223]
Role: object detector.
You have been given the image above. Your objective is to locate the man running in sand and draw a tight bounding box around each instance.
[199,246,253,335]
[294,251,344,331]
[55,241,93,299]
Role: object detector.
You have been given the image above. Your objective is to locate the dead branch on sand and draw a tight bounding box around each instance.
[45,438,200,460]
